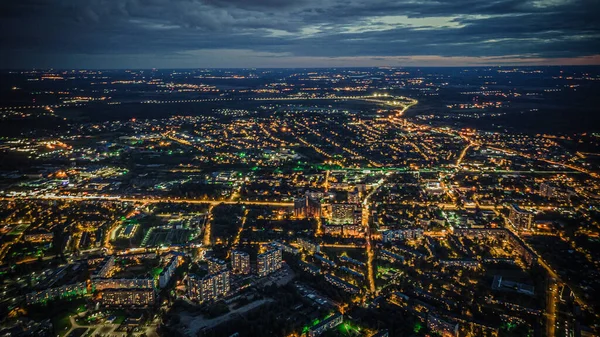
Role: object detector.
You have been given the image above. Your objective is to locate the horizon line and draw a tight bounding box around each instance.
[3,64,600,71]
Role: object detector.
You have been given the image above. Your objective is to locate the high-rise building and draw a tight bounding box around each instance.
[257,248,282,277]
[294,197,307,218]
[307,196,322,218]
[508,204,533,230]
[159,256,181,288]
[231,250,250,274]
[294,191,323,218]
[188,270,230,303]
[331,203,358,225]
[207,257,227,275]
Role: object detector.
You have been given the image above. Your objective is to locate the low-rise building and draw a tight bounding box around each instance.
[93,278,153,291]
[26,282,87,305]
[308,313,343,337]
[324,274,359,294]
[382,228,424,242]
[298,237,320,254]
[99,288,156,307]
[24,232,54,243]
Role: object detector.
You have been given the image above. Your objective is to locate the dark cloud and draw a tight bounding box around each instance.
[0,0,599,67]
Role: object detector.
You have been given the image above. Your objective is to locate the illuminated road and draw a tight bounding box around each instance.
[229,208,249,254]
[362,177,385,295]
[456,143,472,167]
[546,278,557,337]
[0,195,294,207]
[504,222,591,315]
[484,145,598,179]
[0,94,417,112]
[203,205,215,246]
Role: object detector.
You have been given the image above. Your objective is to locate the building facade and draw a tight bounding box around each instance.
[188,270,230,303]
[231,250,250,275]
[257,248,282,277]
[207,258,227,275]
[98,288,156,307]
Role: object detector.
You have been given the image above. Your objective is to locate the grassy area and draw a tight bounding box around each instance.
[151,267,164,279]
[26,299,87,337]
[8,223,30,236]
[108,310,127,325]
[321,247,366,262]
[52,314,72,336]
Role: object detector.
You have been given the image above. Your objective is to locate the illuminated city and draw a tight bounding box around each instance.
[1,1,600,337]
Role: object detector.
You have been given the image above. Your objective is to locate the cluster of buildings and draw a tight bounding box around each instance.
[293,188,366,237]
[26,253,183,307]
[187,257,232,303]
[539,182,574,201]
[187,244,284,304]
[91,254,181,307]
[454,228,537,266]
[23,232,54,243]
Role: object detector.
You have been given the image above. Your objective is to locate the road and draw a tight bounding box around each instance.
[546,278,558,337]
[483,145,598,179]
[1,195,294,207]
[1,196,560,214]
[362,177,386,296]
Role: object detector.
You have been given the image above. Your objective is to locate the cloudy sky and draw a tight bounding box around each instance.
[1,0,599,68]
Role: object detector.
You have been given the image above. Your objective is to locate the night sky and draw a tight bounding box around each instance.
[2,0,600,68]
